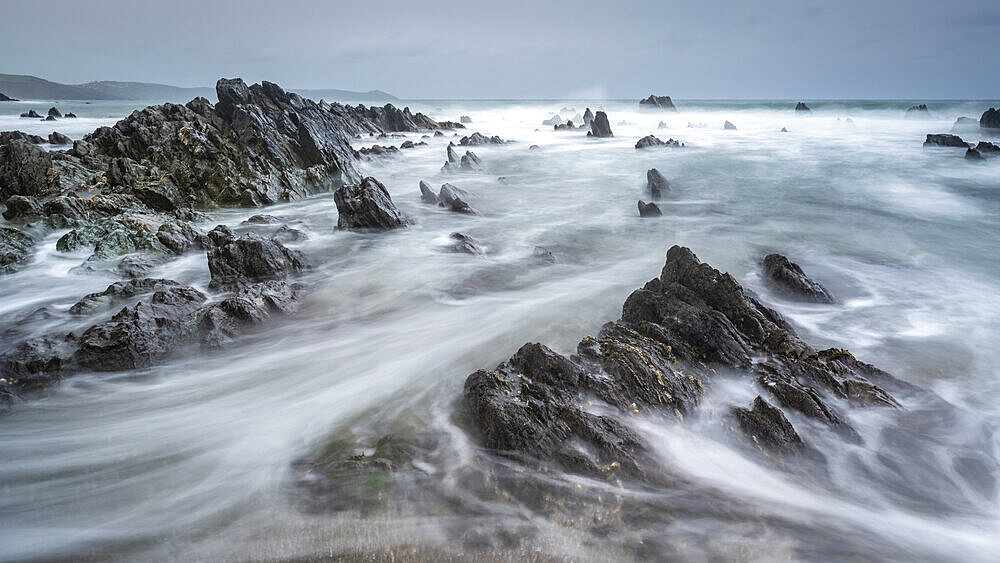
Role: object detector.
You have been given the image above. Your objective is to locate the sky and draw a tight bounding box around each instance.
[2,0,998,99]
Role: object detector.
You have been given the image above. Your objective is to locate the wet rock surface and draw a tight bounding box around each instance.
[461,246,907,481]
[646,168,669,199]
[762,253,834,303]
[0,226,34,273]
[587,111,613,138]
[334,176,407,231]
[637,200,662,217]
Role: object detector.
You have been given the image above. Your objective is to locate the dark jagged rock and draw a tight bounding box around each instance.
[1,226,34,273]
[243,214,280,224]
[459,132,503,145]
[156,221,210,254]
[199,280,305,348]
[0,91,17,101]
[74,286,207,371]
[1,131,45,144]
[69,278,182,315]
[976,141,1000,153]
[730,396,808,455]
[333,176,406,231]
[43,116,56,122]
[0,139,55,201]
[794,102,811,112]
[924,134,969,148]
[446,144,460,164]
[207,224,236,247]
[460,151,482,171]
[582,108,594,126]
[463,246,904,480]
[418,180,439,204]
[447,232,483,255]
[207,232,308,289]
[64,113,77,118]
[637,200,662,217]
[646,169,669,199]
[724,120,737,130]
[762,253,834,303]
[906,104,929,116]
[1,334,79,399]
[966,148,984,160]
[3,195,43,221]
[48,132,71,145]
[982,108,1000,130]
[328,103,461,135]
[358,144,399,158]
[20,110,41,118]
[47,107,62,118]
[438,183,478,214]
[587,111,613,138]
[117,255,158,278]
[635,135,683,149]
[781,127,789,132]
[639,95,677,111]
[56,215,161,261]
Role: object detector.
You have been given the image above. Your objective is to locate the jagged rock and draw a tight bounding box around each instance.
[447,232,483,255]
[399,140,414,149]
[646,169,669,199]
[794,102,811,112]
[199,280,305,348]
[47,107,62,118]
[724,120,737,130]
[0,138,54,201]
[48,132,71,145]
[635,135,683,149]
[1,334,78,397]
[924,134,969,148]
[56,215,160,261]
[639,95,677,111]
[156,221,210,254]
[358,144,399,158]
[333,176,406,231]
[0,91,18,101]
[637,200,662,217]
[43,116,56,122]
[529,145,540,150]
[65,113,77,118]
[446,144,460,164]
[966,148,984,160]
[973,141,999,154]
[587,111,613,138]
[1,131,45,144]
[730,396,808,455]
[438,183,478,214]
[69,278,182,315]
[207,224,236,247]
[982,108,1000,130]
[419,180,439,204]
[0,226,34,273]
[20,110,41,118]
[460,151,482,170]
[207,232,308,288]
[781,127,789,132]
[3,195,43,221]
[554,121,575,130]
[459,132,503,145]
[243,214,280,224]
[762,254,834,303]
[433,131,444,137]
[582,108,594,126]
[327,102,459,134]
[117,255,158,278]
[460,116,472,124]
[906,104,929,116]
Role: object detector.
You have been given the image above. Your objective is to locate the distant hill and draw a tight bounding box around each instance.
[0,74,397,102]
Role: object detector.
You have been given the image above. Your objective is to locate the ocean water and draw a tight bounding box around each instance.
[1,97,999,561]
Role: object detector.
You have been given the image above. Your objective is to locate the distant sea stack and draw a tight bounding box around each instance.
[0,91,17,101]
[639,94,677,111]
[982,108,1000,130]
[905,104,929,117]
[794,102,811,112]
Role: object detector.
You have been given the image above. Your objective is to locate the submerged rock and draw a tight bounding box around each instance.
[460,116,472,124]
[199,280,305,348]
[762,253,834,303]
[447,232,483,255]
[965,148,984,161]
[637,200,662,217]
[646,169,669,199]
[639,95,677,111]
[460,151,482,171]
[924,134,969,148]
[333,176,406,231]
[69,278,182,315]
[462,246,903,480]
[587,111,613,138]
[20,110,41,118]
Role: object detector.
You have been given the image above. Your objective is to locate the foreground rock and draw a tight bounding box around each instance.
[639,95,677,111]
[463,246,902,479]
[0,226,34,273]
[587,111,613,138]
[646,169,669,199]
[762,253,834,303]
[207,232,307,288]
[637,200,662,217]
[924,134,969,148]
[334,176,406,231]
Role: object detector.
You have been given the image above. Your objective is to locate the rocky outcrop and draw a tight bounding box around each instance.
[327,102,461,135]
[0,226,34,273]
[724,120,737,130]
[587,111,613,138]
[47,107,62,118]
[20,110,41,118]
[48,132,71,145]
[637,200,662,217]
[639,95,677,111]
[333,176,406,231]
[419,180,439,204]
[463,246,903,480]
[438,183,478,214]
[635,135,683,149]
[982,108,1000,130]
[1,131,45,144]
[459,132,504,146]
[794,102,811,112]
[207,232,307,289]
[924,134,970,148]
[975,141,999,153]
[647,169,669,199]
[952,116,979,132]
[966,148,984,160]
[460,151,482,171]
[762,253,834,303]
[906,104,929,116]
[0,91,16,101]
[582,108,594,126]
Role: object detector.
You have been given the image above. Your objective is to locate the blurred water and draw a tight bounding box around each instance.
[1,98,999,561]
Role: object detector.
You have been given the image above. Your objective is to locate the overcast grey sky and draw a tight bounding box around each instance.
[2,0,998,99]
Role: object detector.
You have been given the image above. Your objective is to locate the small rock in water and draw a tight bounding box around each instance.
[419,180,439,204]
[438,183,478,214]
[447,232,483,255]
[460,116,472,124]
[762,253,834,303]
[794,102,811,112]
[48,132,71,145]
[646,169,669,199]
[20,110,41,118]
[243,214,280,224]
[460,150,482,170]
[587,111,613,138]
[724,120,737,130]
[47,107,62,118]
[333,176,407,231]
[637,200,662,217]
[638,94,677,111]
[905,104,929,116]
[981,108,1000,129]
[924,134,969,148]
[582,108,594,126]
[635,135,683,149]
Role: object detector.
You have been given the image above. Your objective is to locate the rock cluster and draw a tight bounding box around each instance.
[639,95,677,111]
[635,135,683,149]
[587,111,613,138]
